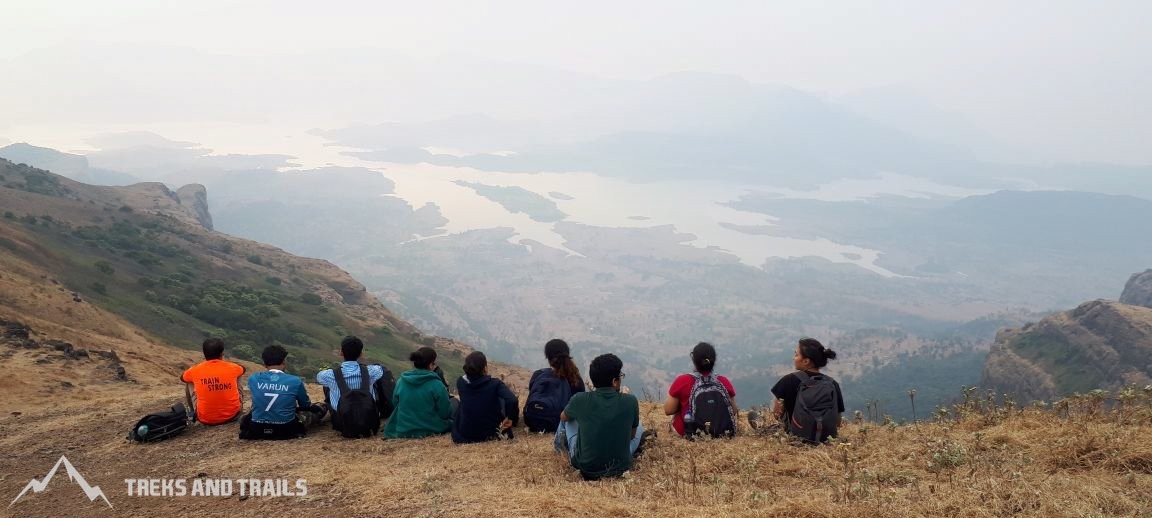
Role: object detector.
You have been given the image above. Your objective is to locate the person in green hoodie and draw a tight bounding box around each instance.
[384,347,453,438]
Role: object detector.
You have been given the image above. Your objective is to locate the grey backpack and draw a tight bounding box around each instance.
[787,371,839,444]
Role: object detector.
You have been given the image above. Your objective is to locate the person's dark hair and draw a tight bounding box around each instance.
[261,345,288,367]
[588,353,623,389]
[340,336,364,361]
[798,337,838,369]
[202,337,225,360]
[690,342,717,373]
[544,338,582,388]
[409,347,437,370]
[463,351,487,379]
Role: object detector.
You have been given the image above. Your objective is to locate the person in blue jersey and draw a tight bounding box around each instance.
[239,345,329,440]
[452,351,519,444]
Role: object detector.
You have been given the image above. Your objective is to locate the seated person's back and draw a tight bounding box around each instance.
[558,353,643,480]
[771,338,845,443]
[664,342,737,438]
[453,351,519,443]
[525,338,585,433]
[241,345,327,440]
[181,337,245,425]
[385,347,453,439]
[316,336,385,436]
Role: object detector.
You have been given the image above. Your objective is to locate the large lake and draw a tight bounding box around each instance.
[7,122,994,276]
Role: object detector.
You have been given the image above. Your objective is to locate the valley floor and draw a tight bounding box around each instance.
[1,385,1150,518]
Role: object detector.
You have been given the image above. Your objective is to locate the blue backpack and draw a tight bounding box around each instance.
[524,369,574,433]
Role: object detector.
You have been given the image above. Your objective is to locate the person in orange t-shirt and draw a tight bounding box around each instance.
[181,338,246,425]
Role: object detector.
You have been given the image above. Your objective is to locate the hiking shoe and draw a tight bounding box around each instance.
[747,410,761,430]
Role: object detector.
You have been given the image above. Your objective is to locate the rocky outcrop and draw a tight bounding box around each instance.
[1120,269,1152,309]
[176,184,213,230]
[982,300,1152,401]
[1,319,129,381]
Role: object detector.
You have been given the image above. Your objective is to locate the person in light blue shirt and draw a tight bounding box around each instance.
[316,336,386,411]
[239,345,328,440]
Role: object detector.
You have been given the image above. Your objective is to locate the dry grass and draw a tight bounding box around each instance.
[1,383,1150,518]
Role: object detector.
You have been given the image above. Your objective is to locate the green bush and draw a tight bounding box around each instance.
[299,293,323,305]
[231,343,258,362]
[247,254,263,265]
[89,282,107,295]
[3,211,14,219]
[265,276,282,286]
[95,260,115,275]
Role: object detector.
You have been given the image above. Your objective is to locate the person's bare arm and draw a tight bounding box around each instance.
[560,410,570,422]
[184,384,196,420]
[663,395,679,416]
[772,399,785,420]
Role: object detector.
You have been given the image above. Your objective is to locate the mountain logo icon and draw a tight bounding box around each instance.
[9,455,113,509]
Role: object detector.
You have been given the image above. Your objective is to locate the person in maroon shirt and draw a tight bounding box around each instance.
[662,342,737,437]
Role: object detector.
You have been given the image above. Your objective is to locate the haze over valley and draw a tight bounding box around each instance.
[3,2,1151,417]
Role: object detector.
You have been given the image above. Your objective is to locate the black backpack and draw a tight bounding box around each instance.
[331,364,380,438]
[684,373,736,440]
[787,371,839,444]
[128,403,190,442]
[524,369,573,433]
[372,366,396,420]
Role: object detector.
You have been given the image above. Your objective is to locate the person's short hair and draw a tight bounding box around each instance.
[691,342,717,373]
[261,345,288,366]
[463,351,487,379]
[340,336,364,361]
[202,337,225,360]
[410,347,437,370]
[798,337,838,368]
[588,353,623,388]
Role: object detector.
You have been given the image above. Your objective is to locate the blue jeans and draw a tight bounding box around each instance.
[553,420,645,458]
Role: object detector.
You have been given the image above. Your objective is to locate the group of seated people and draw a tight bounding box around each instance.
[181,335,844,479]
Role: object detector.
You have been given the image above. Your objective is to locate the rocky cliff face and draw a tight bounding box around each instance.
[982,300,1152,401]
[1120,269,1152,309]
[176,183,213,230]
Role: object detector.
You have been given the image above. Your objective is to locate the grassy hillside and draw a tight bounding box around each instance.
[0,158,470,380]
[0,377,1148,517]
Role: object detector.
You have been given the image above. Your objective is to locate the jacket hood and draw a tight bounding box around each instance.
[401,368,446,386]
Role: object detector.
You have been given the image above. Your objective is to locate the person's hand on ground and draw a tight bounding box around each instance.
[500,418,513,430]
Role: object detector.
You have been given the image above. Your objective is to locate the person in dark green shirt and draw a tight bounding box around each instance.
[554,353,647,480]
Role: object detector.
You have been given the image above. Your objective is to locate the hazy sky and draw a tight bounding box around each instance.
[2,0,1150,164]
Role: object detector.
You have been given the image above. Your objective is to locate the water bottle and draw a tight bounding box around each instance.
[136,424,149,439]
[683,411,697,438]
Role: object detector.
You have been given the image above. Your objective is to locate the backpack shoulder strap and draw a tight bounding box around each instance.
[355,364,372,395]
[793,370,810,383]
[332,364,351,393]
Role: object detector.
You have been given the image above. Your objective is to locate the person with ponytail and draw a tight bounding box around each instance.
[523,339,587,433]
[768,337,845,443]
[452,351,519,443]
[384,347,453,438]
[664,342,737,438]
